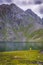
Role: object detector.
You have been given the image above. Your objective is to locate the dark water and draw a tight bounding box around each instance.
[0,42,43,51]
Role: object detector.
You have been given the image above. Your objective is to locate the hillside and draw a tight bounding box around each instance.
[0,3,43,42]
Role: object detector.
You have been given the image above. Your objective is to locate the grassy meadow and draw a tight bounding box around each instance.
[0,50,43,65]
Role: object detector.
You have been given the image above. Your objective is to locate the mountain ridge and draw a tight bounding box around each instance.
[0,3,43,42]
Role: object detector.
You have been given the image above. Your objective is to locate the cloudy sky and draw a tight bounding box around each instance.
[0,0,43,18]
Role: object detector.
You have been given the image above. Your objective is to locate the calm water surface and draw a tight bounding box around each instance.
[0,42,43,51]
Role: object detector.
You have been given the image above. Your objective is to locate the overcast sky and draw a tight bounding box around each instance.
[0,0,43,18]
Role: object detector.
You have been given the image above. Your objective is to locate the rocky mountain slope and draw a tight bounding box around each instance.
[0,3,43,42]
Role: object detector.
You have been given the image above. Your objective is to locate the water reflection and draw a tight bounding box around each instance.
[0,41,43,51]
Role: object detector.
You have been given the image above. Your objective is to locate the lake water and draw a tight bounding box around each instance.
[0,41,43,51]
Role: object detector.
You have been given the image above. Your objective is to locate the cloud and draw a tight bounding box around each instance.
[22,0,32,5]
[5,0,12,3]
[18,0,34,5]
[34,0,43,4]
[21,1,28,5]
[40,8,43,14]
[0,0,43,5]
[15,0,43,5]
[0,0,13,4]
[39,5,43,14]
[0,0,3,4]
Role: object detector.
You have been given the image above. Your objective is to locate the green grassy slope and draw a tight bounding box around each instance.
[13,23,43,42]
[28,29,43,42]
[0,50,43,65]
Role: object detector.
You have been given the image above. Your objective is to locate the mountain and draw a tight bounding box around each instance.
[42,18,43,24]
[25,9,42,24]
[25,9,43,42]
[0,3,43,42]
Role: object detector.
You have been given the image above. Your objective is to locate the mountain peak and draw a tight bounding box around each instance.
[42,18,43,20]
[25,9,37,16]
[0,3,24,15]
[10,3,17,6]
[25,9,42,24]
[0,3,19,9]
[25,9,32,13]
[42,18,43,24]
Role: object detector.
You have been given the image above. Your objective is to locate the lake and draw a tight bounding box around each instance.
[0,41,43,51]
